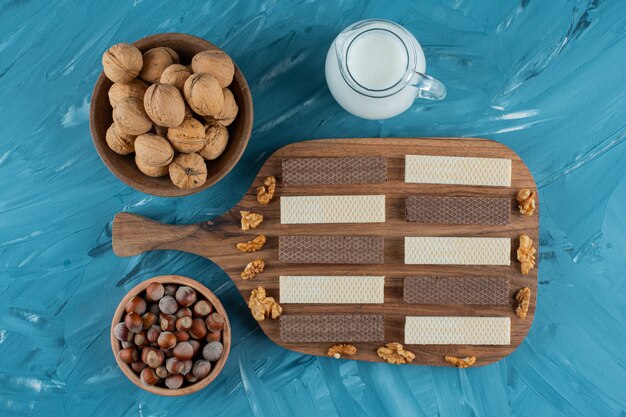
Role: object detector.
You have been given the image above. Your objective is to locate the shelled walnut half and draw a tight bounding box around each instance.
[376,342,415,364]
[445,355,476,368]
[236,235,266,252]
[517,189,536,216]
[240,211,263,230]
[515,287,531,319]
[327,344,357,359]
[517,234,536,275]
[257,176,276,205]
[248,287,282,321]
[241,259,265,280]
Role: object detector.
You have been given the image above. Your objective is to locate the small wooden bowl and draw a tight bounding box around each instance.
[90,33,253,197]
[110,275,231,396]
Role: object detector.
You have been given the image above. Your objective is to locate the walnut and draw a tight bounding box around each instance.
[207,88,238,126]
[108,78,149,108]
[143,83,186,128]
[102,43,143,83]
[240,211,263,230]
[236,235,266,252]
[135,155,168,177]
[257,176,276,205]
[112,97,152,135]
[198,123,228,160]
[327,344,357,359]
[517,189,536,216]
[241,259,265,280]
[167,118,206,153]
[517,234,536,275]
[134,134,174,167]
[191,50,235,88]
[445,355,476,368]
[139,47,178,83]
[247,286,281,321]
[168,153,207,189]
[105,123,136,155]
[160,64,192,93]
[376,342,415,364]
[183,73,224,117]
[515,287,531,319]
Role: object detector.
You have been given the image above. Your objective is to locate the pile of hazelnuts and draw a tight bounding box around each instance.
[113,282,225,389]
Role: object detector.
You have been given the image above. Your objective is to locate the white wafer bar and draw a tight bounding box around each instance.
[405,237,510,265]
[280,195,385,224]
[279,276,385,304]
[405,155,512,187]
[405,316,511,345]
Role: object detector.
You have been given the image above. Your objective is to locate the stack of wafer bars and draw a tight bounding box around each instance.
[277,155,518,349]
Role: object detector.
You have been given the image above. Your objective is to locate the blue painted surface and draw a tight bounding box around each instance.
[0,1,625,416]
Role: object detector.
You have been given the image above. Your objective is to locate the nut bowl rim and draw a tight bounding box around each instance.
[110,275,232,396]
[90,32,253,197]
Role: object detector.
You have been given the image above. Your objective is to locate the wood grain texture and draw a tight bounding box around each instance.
[112,138,539,367]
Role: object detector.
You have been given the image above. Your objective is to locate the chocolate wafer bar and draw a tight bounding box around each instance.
[404,276,509,305]
[406,195,511,225]
[280,314,385,343]
[279,236,384,264]
[282,157,387,185]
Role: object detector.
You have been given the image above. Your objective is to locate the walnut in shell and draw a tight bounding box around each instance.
[105,123,136,155]
[169,153,207,189]
[198,123,228,160]
[108,78,149,108]
[112,97,152,135]
[102,43,143,83]
[143,83,186,128]
[139,47,178,83]
[191,50,234,88]
[135,155,169,177]
[134,134,174,167]
[207,88,238,126]
[183,73,224,117]
[167,118,206,153]
[160,64,192,92]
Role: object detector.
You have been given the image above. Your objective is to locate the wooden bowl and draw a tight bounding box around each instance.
[110,275,231,396]
[90,33,253,197]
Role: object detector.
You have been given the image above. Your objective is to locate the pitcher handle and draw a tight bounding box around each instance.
[411,71,447,100]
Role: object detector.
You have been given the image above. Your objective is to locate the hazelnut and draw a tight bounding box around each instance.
[164,284,178,296]
[159,314,176,331]
[175,286,197,307]
[167,117,206,153]
[121,341,134,349]
[176,316,193,332]
[125,296,147,315]
[131,361,147,373]
[160,64,192,92]
[142,312,158,330]
[203,341,223,362]
[124,312,143,333]
[108,78,149,108]
[183,73,224,117]
[193,300,213,317]
[173,341,194,361]
[206,312,225,332]
[185,374,198,384]
[135,156,169,178]
[145,282,165,302]
[140,367,159,386]
[199,123,228,160]
[188,339,201,357]
[174,331,190,342]
[105,123,136,155]
[158,331,177,350]
[208,88,238,126]
[102,43,143,83]
[112,97,152,136]
[134,133,174,167]
[181,360,193,376]
[142,347,165,368]
[159,295,178,315]
[113,322,133,343]
[155,366,169,379]
[148,303,161,315]
[206,330,221,342]
[189,318,207,339]
[134,331,148,347]
[144,83,186,128]
[192,360,212,379]
[191,50,234,88]
[169,153,207,190]
[165,357,184,374]
[147,325,161,343]
[165,374,184,389]
[176,307,193,318]
[139,47,177,83]
[118,347,138,364]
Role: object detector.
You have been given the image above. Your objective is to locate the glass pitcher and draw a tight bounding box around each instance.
[325,19,446,120]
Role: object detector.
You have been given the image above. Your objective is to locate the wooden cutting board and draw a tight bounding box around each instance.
[112,138,538,367]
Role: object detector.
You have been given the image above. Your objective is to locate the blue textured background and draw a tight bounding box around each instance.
[1,1,625,416]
